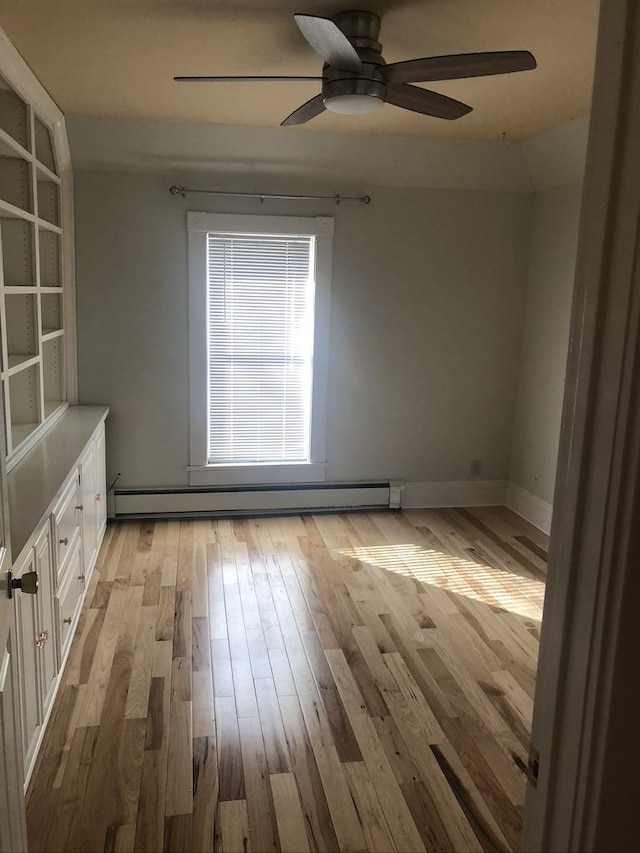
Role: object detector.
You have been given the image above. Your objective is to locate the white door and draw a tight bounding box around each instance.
[0,409,27,851]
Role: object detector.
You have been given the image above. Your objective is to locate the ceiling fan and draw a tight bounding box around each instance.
[175,10,537,126]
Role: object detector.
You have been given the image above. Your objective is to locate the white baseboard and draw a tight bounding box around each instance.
[505,481,553,534]
[401,480,507,508]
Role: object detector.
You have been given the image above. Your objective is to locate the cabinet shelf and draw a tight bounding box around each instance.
[35,161,60,185]
[0,197,34,221]
[0,128,30,162]
[6,353,39,376]
[37,218,61,235]
[42,329,64,342]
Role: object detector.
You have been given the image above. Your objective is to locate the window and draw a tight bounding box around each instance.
[188,212,333,485]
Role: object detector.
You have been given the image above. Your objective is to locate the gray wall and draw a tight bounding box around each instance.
[74,170,532,489]
[509,182,583,504]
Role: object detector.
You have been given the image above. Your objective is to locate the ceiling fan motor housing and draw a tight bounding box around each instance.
[322,10,387,105]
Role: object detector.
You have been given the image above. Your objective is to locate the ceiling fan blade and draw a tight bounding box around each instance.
[294,14,363,72]
[385,51,536,84]
[174,75,322,82]
[385,84,472,120]
[281,93,326,126]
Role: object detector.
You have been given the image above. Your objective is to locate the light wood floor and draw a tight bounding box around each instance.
[26,507,547,853]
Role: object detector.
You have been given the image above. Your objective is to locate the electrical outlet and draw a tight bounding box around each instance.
[470,459,482,477]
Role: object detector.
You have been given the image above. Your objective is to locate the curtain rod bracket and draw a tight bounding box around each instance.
[169,186,371,205]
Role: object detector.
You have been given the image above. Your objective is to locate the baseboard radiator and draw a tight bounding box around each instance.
[113,481,392,519]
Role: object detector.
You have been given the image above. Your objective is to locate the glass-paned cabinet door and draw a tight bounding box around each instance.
[0,73,70,465]
[34,116,56,175]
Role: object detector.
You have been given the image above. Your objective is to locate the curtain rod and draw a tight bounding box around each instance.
[169,185,371,205]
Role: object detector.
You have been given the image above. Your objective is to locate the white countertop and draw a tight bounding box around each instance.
[8,405,109,560]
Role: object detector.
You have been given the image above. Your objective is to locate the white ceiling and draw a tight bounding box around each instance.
[0,0,599,141]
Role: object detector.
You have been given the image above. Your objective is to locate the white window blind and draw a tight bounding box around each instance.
[207,232,316,464]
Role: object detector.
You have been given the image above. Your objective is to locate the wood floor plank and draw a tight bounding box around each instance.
[254,677,290,775]
[192,669,216,738]
[135,748,168,853]
[434,731,517,852]
[343,761,397,853]
[192,736,219,853]
[73,580,137,728]
[192,523,209,619]
[276,693,340,853]
[125,604,157,719]
[270,590,366,850]
[325,647,427,853]
[216,695,246,802]
[270,773,310,853]
[28,509,545,853]
[238,716,279,853]
[218,800,251,853]
[211,638,235,698]
[165,700,193,817]
[104,823,136,853]
[67,622,145,851]
[164,814,193,853]
[156,585,176,641]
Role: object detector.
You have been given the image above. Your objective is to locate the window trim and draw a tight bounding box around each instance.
[187,211,333,486]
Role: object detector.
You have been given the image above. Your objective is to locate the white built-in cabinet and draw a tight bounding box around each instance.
[0,26,81,850]
[8,407,108,783]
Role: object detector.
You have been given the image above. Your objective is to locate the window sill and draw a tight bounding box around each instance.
[188,462,327,487]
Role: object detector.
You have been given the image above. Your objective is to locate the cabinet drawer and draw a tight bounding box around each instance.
[56,537,83,659]
[53,476,82,577]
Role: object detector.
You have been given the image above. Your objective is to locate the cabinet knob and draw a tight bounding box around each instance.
[59,537,69,546]
[95,494,102,502]
[78,574,85,584]
[75,505,84,512]
[63,617,72,625]
[35,629,49,648]
[7,569,39,598]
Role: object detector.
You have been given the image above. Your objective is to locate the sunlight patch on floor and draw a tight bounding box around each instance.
[338,543,544,621]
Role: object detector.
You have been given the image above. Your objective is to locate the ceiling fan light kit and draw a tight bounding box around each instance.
[175,9,537,127]
[324,93,384,115]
